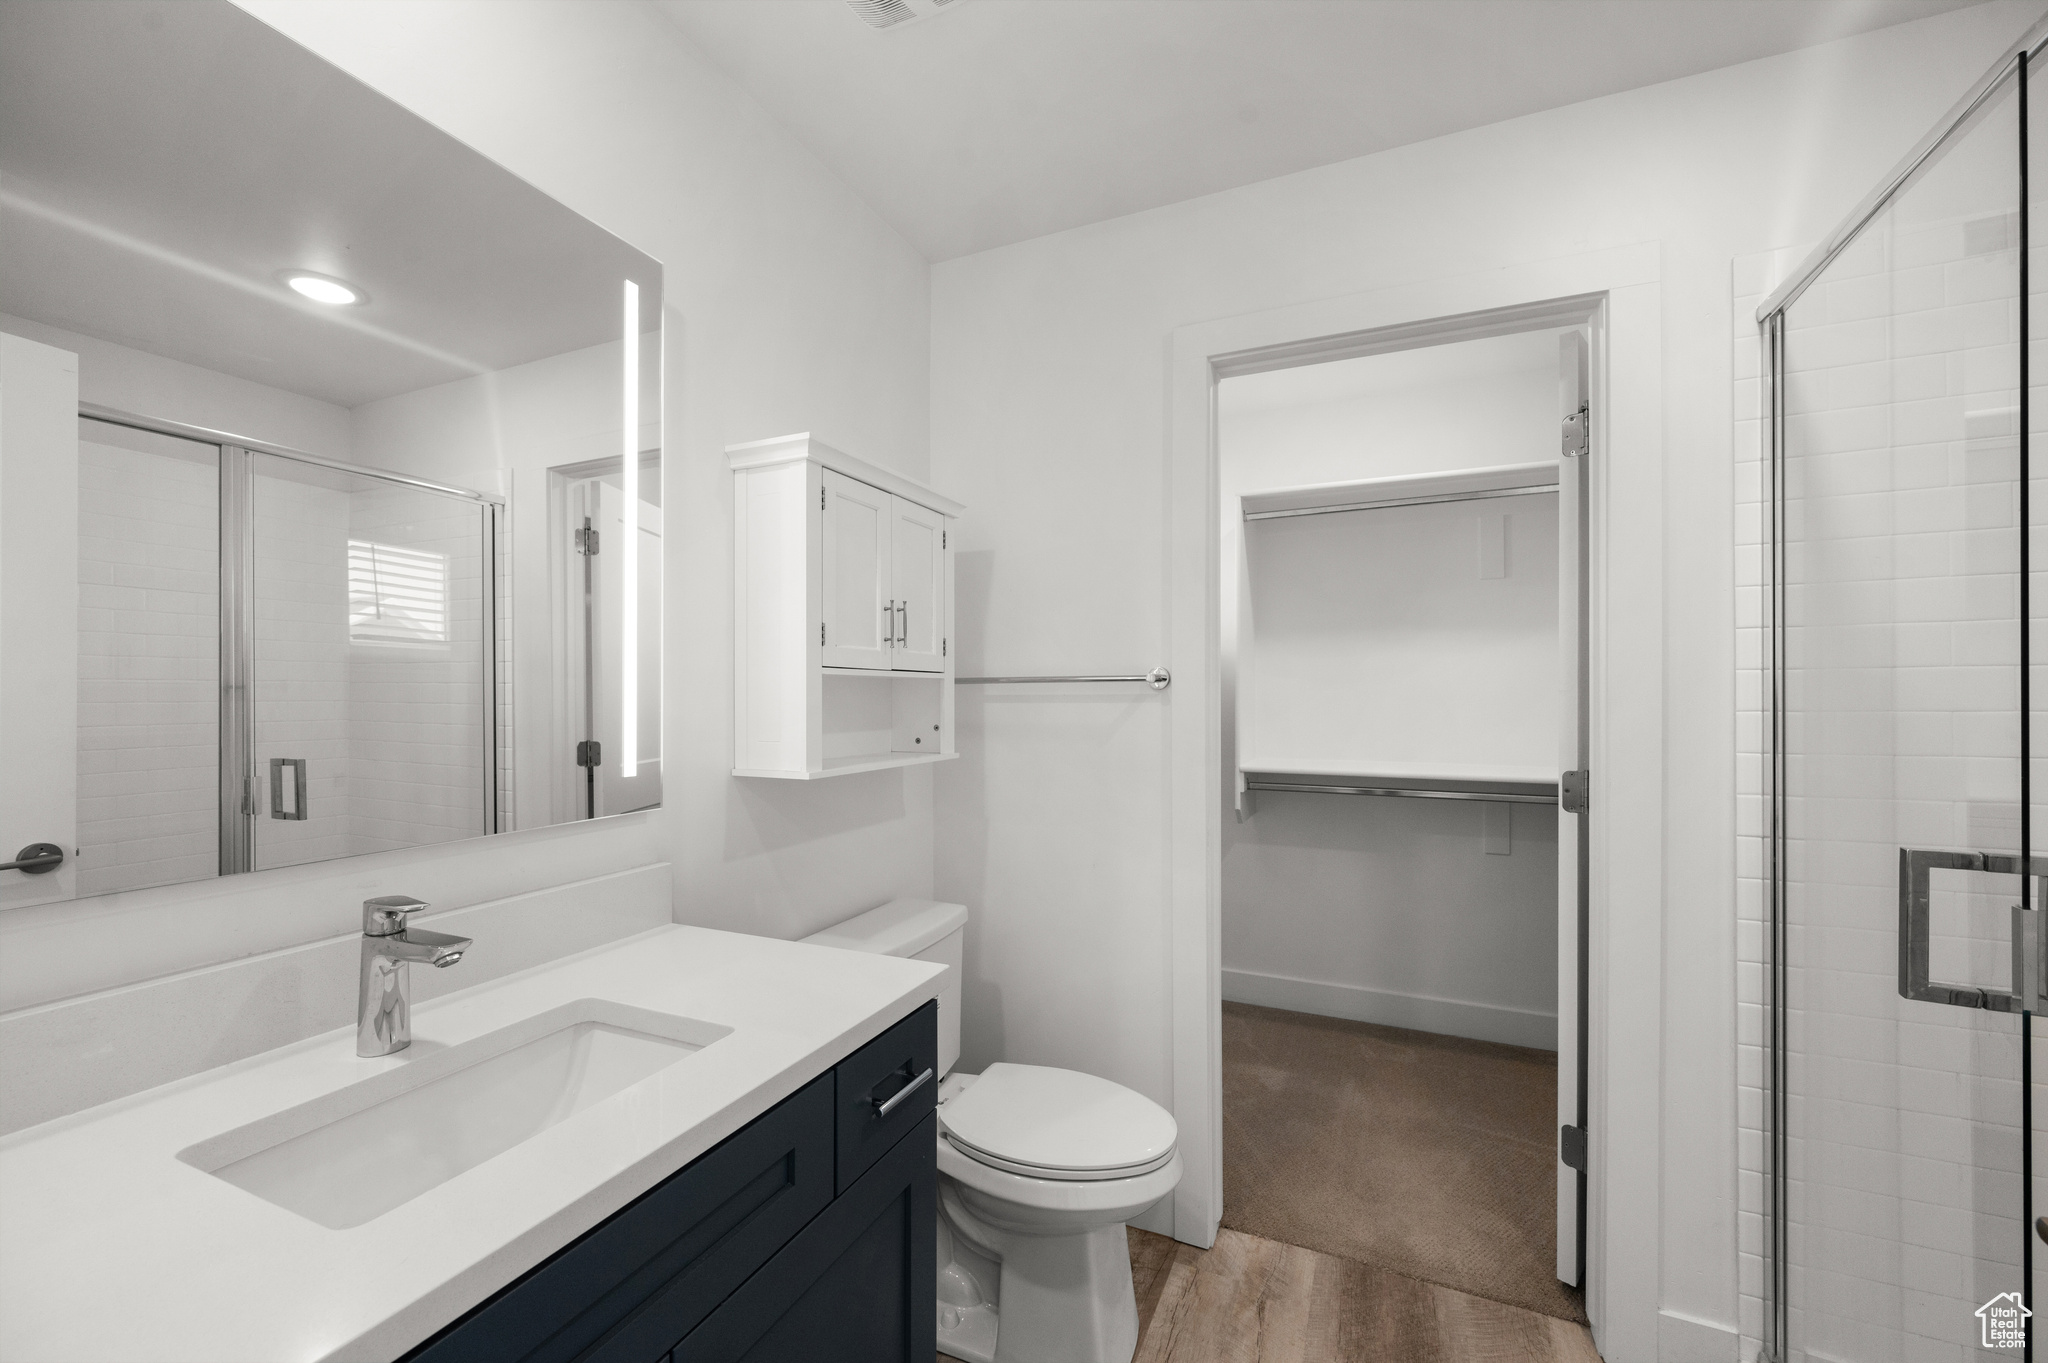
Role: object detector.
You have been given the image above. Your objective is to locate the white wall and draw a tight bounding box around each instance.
[0,0,936,1119]
[928,2,2038,1352]
[0,311,352,460]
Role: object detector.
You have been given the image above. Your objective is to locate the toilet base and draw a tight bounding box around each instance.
[935,1301,999,1363]
[937,1178,1141,1363]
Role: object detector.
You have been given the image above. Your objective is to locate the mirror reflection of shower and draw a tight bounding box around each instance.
[71,416,504,893]
[560,454,661,821]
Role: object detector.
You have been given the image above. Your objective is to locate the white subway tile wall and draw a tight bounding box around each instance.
[344,485,487,852]
[74,429,219,895]
[1735,169,2033,1357]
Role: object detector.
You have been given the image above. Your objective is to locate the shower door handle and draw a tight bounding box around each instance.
[1897,847,2048,1012]
[0,843,64,874]
[270,758,308,821]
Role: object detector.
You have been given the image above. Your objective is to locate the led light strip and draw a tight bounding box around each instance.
[621,279,639,781]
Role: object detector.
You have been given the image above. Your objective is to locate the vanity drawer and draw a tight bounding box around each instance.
[832,1001,938,1194]
[404,1074,834,1363]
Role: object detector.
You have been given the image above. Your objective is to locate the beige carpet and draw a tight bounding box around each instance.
[1220,1001,1586,1324]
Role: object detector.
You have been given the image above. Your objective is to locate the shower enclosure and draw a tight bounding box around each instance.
[1758,18,2048,1361]
[75,411,504,896]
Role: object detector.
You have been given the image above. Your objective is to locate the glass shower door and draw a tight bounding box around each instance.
[1771,66,2031,1362]
[246,454,493,871]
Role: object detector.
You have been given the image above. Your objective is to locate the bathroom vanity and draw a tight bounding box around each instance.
[407,1002,938,1363]
[0,927,944,1363]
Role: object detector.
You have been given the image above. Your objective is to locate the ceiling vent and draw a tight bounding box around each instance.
[846,0,962,31]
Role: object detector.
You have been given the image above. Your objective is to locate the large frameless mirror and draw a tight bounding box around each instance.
[0,0,662,908]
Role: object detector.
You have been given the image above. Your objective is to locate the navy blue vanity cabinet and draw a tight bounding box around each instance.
[400,1001,937,1363]
[667,1112,935,1362]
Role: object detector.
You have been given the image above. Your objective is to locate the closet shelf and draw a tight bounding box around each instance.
[737,751,957,780]
[1239,759,1558,807]
[1239,461,1558,521]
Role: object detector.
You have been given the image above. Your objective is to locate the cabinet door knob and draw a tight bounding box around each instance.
[883,599,895,645]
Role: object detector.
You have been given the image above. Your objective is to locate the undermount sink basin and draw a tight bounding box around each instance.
[178,999,732,1230]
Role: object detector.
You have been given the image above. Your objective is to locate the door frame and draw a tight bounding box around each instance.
[1165,242,1664,1355]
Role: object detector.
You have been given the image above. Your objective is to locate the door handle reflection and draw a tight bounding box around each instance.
[270,758,308,821]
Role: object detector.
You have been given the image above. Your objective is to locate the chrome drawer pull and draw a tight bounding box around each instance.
[873,1066,933,1118]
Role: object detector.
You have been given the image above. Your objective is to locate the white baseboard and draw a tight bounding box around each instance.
[1657,1308,1739,1362]
[1220,967,1557,1051]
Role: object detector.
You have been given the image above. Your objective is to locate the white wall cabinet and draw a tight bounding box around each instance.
[730,434,962,778]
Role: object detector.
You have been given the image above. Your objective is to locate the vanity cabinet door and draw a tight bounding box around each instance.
[886,497,945,673]
[403,1075,834,1363]
[820,469,890,671]
[669,1112,937,1363]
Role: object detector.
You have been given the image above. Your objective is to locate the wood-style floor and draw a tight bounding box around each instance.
[940,1226,1603,1363]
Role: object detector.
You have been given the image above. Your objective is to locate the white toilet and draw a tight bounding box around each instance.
[805,899,1182,1363]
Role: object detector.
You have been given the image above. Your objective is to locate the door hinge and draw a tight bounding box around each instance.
[1561,769,1588,814]
[821,623,826,646]
[1560,1124,1587,1171]
[942,529,947,549]
[943,638,947,657]
[575,739,602,768]
[575,520,599,555]
[821,486,826,511]
[1562,405,1588,459]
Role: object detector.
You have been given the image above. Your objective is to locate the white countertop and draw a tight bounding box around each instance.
[0,924,945,1363]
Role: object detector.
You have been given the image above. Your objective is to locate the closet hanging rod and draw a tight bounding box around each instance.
[1243,483,1555,522]
[958,668,1171,690]
[1242,779,1555,805]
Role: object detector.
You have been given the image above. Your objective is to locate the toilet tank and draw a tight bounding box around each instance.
[803,899,965,1078]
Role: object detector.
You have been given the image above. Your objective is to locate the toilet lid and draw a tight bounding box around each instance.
[939,1063,1177,1178]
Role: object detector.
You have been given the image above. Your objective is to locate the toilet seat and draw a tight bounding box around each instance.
[939,1063,1177,1183]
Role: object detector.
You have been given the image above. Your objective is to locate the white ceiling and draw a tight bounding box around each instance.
[0,1,659,410]
[656,0,1987,262]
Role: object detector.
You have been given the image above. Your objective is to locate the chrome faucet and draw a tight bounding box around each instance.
[357,895,471,1057]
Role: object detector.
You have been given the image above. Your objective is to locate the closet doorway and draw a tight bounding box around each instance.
[1214,324,1591,1321]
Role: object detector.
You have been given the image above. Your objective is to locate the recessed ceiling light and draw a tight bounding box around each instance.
[281,271,363,306]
